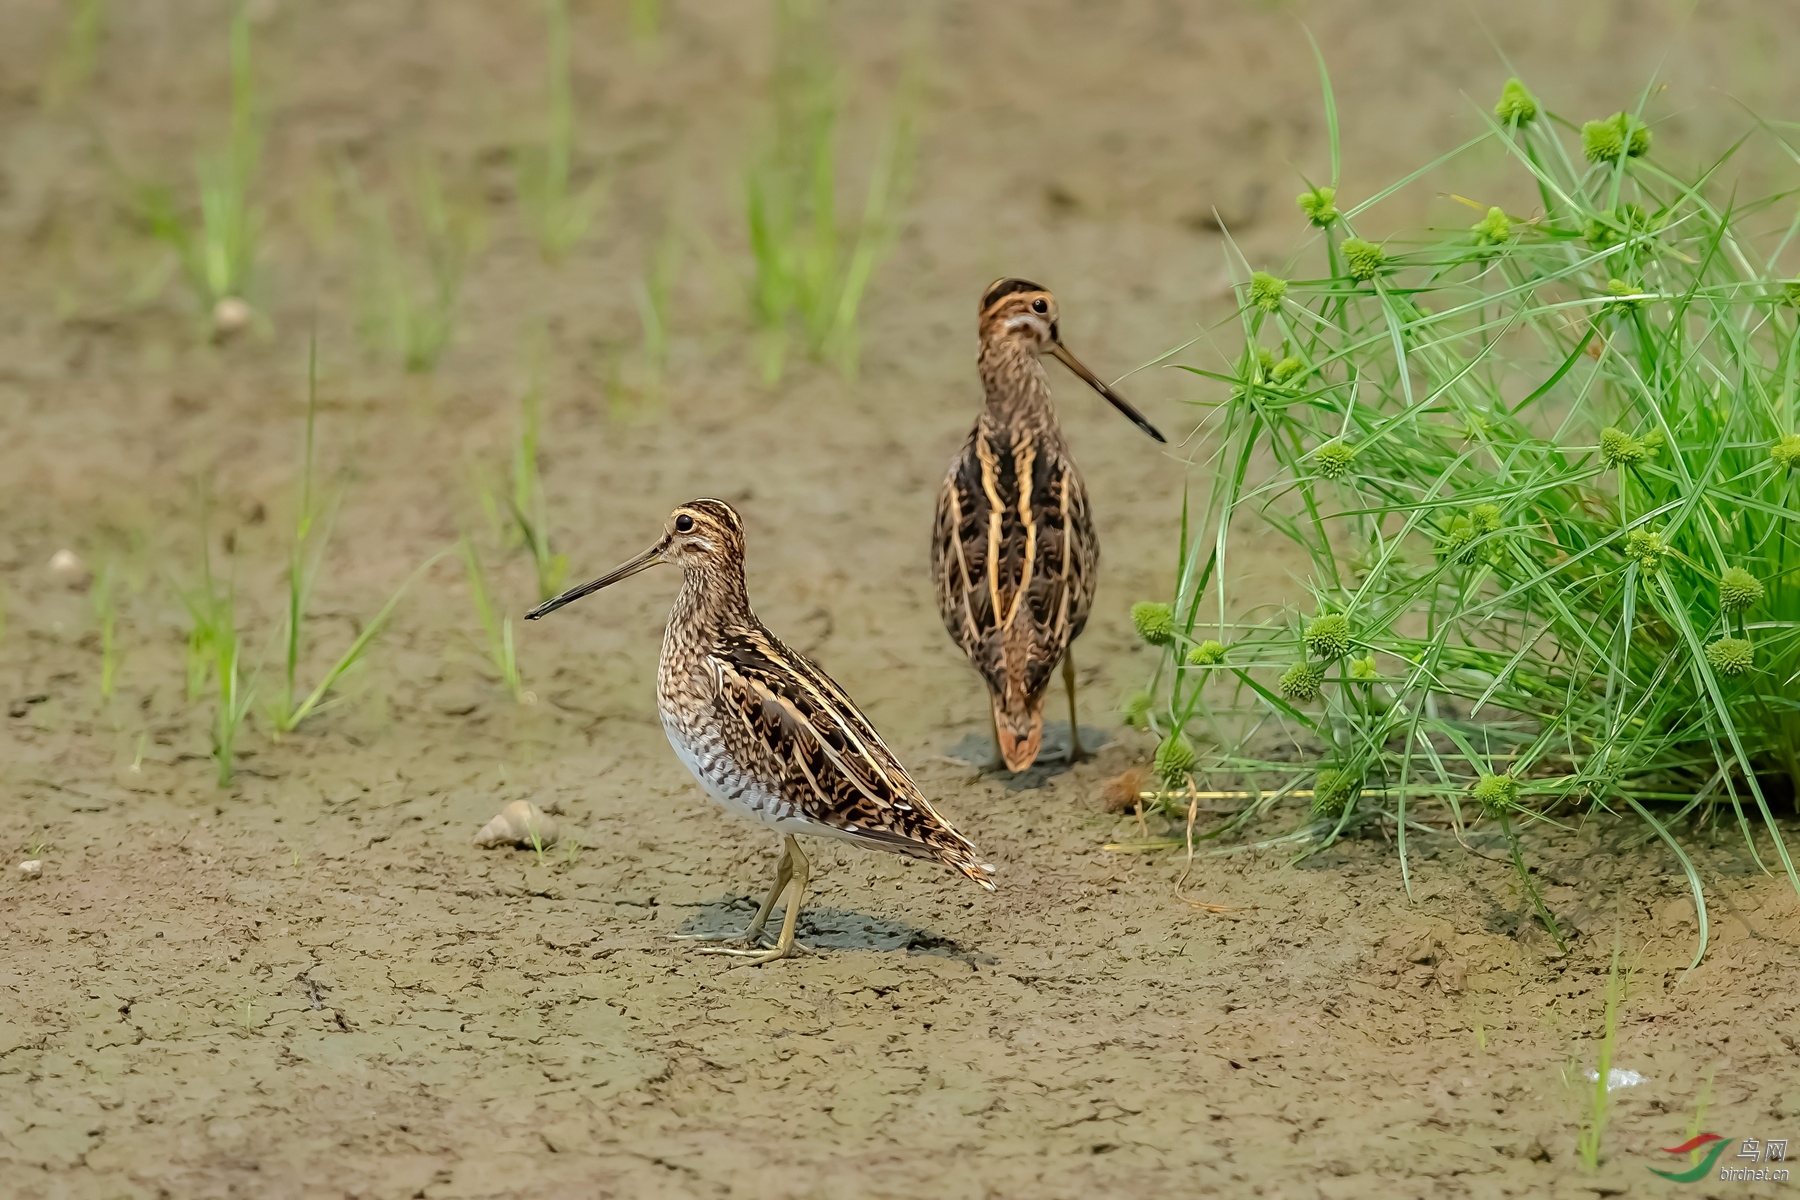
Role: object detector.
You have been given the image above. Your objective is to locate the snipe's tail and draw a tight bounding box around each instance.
[992,694,1045,773]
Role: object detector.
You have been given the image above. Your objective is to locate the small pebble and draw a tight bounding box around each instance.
[48,549,89,588]
[212,296,252,337]
[18,860,42,878]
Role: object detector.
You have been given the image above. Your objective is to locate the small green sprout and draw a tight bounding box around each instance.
[1130,601,1175,646]
[1314,441,1356,479]
[1472,772,1519,815]
[1341,238,1386,281]
[1494,78,1538,125]
[1153,733,1197,785]
[1303,613,1352,659]
[1719,567,1763,614]
[1312,768,1358,818]
[1471,206,1511,245]
[1705,636,1754,677]
[1279,660,1324,702]
[1770,433,1800,469]
[1584,204,1651,249]
[1249,271,1288,312]
[1270,356,1305,386]
[1624,528,1668,571]
[1297,185,1337,227]
[1349,655,1378,681]
[1186,639,1226,666]
[1121,691,1154,727]
[1783,281,1800,307]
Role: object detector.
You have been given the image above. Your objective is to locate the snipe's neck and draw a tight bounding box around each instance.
[667,560,751,641]
[978,337,1056,427]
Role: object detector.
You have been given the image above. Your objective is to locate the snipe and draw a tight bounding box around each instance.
[527,499,995,965]
[932,279,1166,772]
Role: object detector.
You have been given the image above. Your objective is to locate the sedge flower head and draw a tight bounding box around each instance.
[1186,639,1226,666]
[1279,660,1325,702]
[1131,601,1175,646]
[1314,441,1356,480]
[1303,613,1352,660]
[1494,78,1539,125]
[1599,426,1646,467]
[1297,186,1338,227]
[1705,636,1754,678]
[1312,768,1358,818]
[1341,238,1386,282]
[1471,207,1511,245]
[1719,567,1763,614]
[1472,772,1519,815]
[1154,733,1198,785]
[1624,528,1668,571]
[1249,271,1288,313]
[1771,434,1800,470]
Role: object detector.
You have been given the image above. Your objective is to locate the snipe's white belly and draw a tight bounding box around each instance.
[660,711,847,840]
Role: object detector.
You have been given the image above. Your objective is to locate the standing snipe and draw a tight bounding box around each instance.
[527,499,995,965]
[932,279,1166,772]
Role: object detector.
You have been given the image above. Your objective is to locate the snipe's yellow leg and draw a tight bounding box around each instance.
[700,836,809,965]
[669,839,793,948]
[1063,651,1087,764]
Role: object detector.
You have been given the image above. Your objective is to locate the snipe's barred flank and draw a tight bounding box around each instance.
[932,279,1166,772]
[527,499,994,966]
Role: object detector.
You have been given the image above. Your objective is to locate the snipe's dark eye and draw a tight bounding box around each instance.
[675,514,695,533]
[1031,298,1049,314]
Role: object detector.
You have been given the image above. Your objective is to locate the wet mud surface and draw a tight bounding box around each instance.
[6,2,1800,1197]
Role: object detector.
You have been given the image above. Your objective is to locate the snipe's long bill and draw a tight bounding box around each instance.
[931,278,1165,774]
[527,499,995,965]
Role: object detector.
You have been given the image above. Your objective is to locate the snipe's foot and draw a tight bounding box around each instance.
[668,928,772,947]
[695,939,810,966]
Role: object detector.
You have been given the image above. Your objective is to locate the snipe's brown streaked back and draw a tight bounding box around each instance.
[526,499,995,966]
[931,279,1166,773]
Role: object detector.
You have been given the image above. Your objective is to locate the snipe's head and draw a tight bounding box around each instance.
[524,499,745,621]
[977,277,1166,443]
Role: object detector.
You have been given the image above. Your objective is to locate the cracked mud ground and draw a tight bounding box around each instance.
[5,2,1800,1197]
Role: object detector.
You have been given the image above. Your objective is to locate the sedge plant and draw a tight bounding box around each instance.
[41,0,107,111]
[459,532,526,704]
[505,366,568,602]
[1576,939,1627,1170]
[177,498,254,786]
[1133,60,1800,969]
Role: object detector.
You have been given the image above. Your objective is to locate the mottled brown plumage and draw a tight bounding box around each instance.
[527,499,993,965]
[932,280,1165,772]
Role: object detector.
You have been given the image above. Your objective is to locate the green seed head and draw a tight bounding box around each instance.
[1256,346,1277,376]
[1279,660,1325,702]
[1314,441,1356,480]
[1303,613,1352,660]
[1154,732,1198,785]
[1472,772,1519,815]
[1297,186,1338,227]
[1624,528,1668,571]
[1349,655,1378,681]
[1471,206,1511,245]
[1312,767,1358,818]
[1271,356,1305,386]
[1131,601,1175,647]
[1771,433,1800,470]
[1704,636,1754,677]
[1470,503,1502,535]
[1599,426,1645,467]
[1719,566,1764,614]
[1249,271,1288,313]
[1186,639,1226,666]
[1341,238,1386,282]
[1583,113,1649,163]
[1440,514,1477,564]
[1584,203,1651,249]
[1121,690,1154,727]
[1494,77,1538,125]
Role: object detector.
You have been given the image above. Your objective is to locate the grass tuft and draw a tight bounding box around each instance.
[1138,65,1800,966]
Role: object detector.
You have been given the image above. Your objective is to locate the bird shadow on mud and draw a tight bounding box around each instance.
[674,896,996,966]
[944,721,1110,791]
